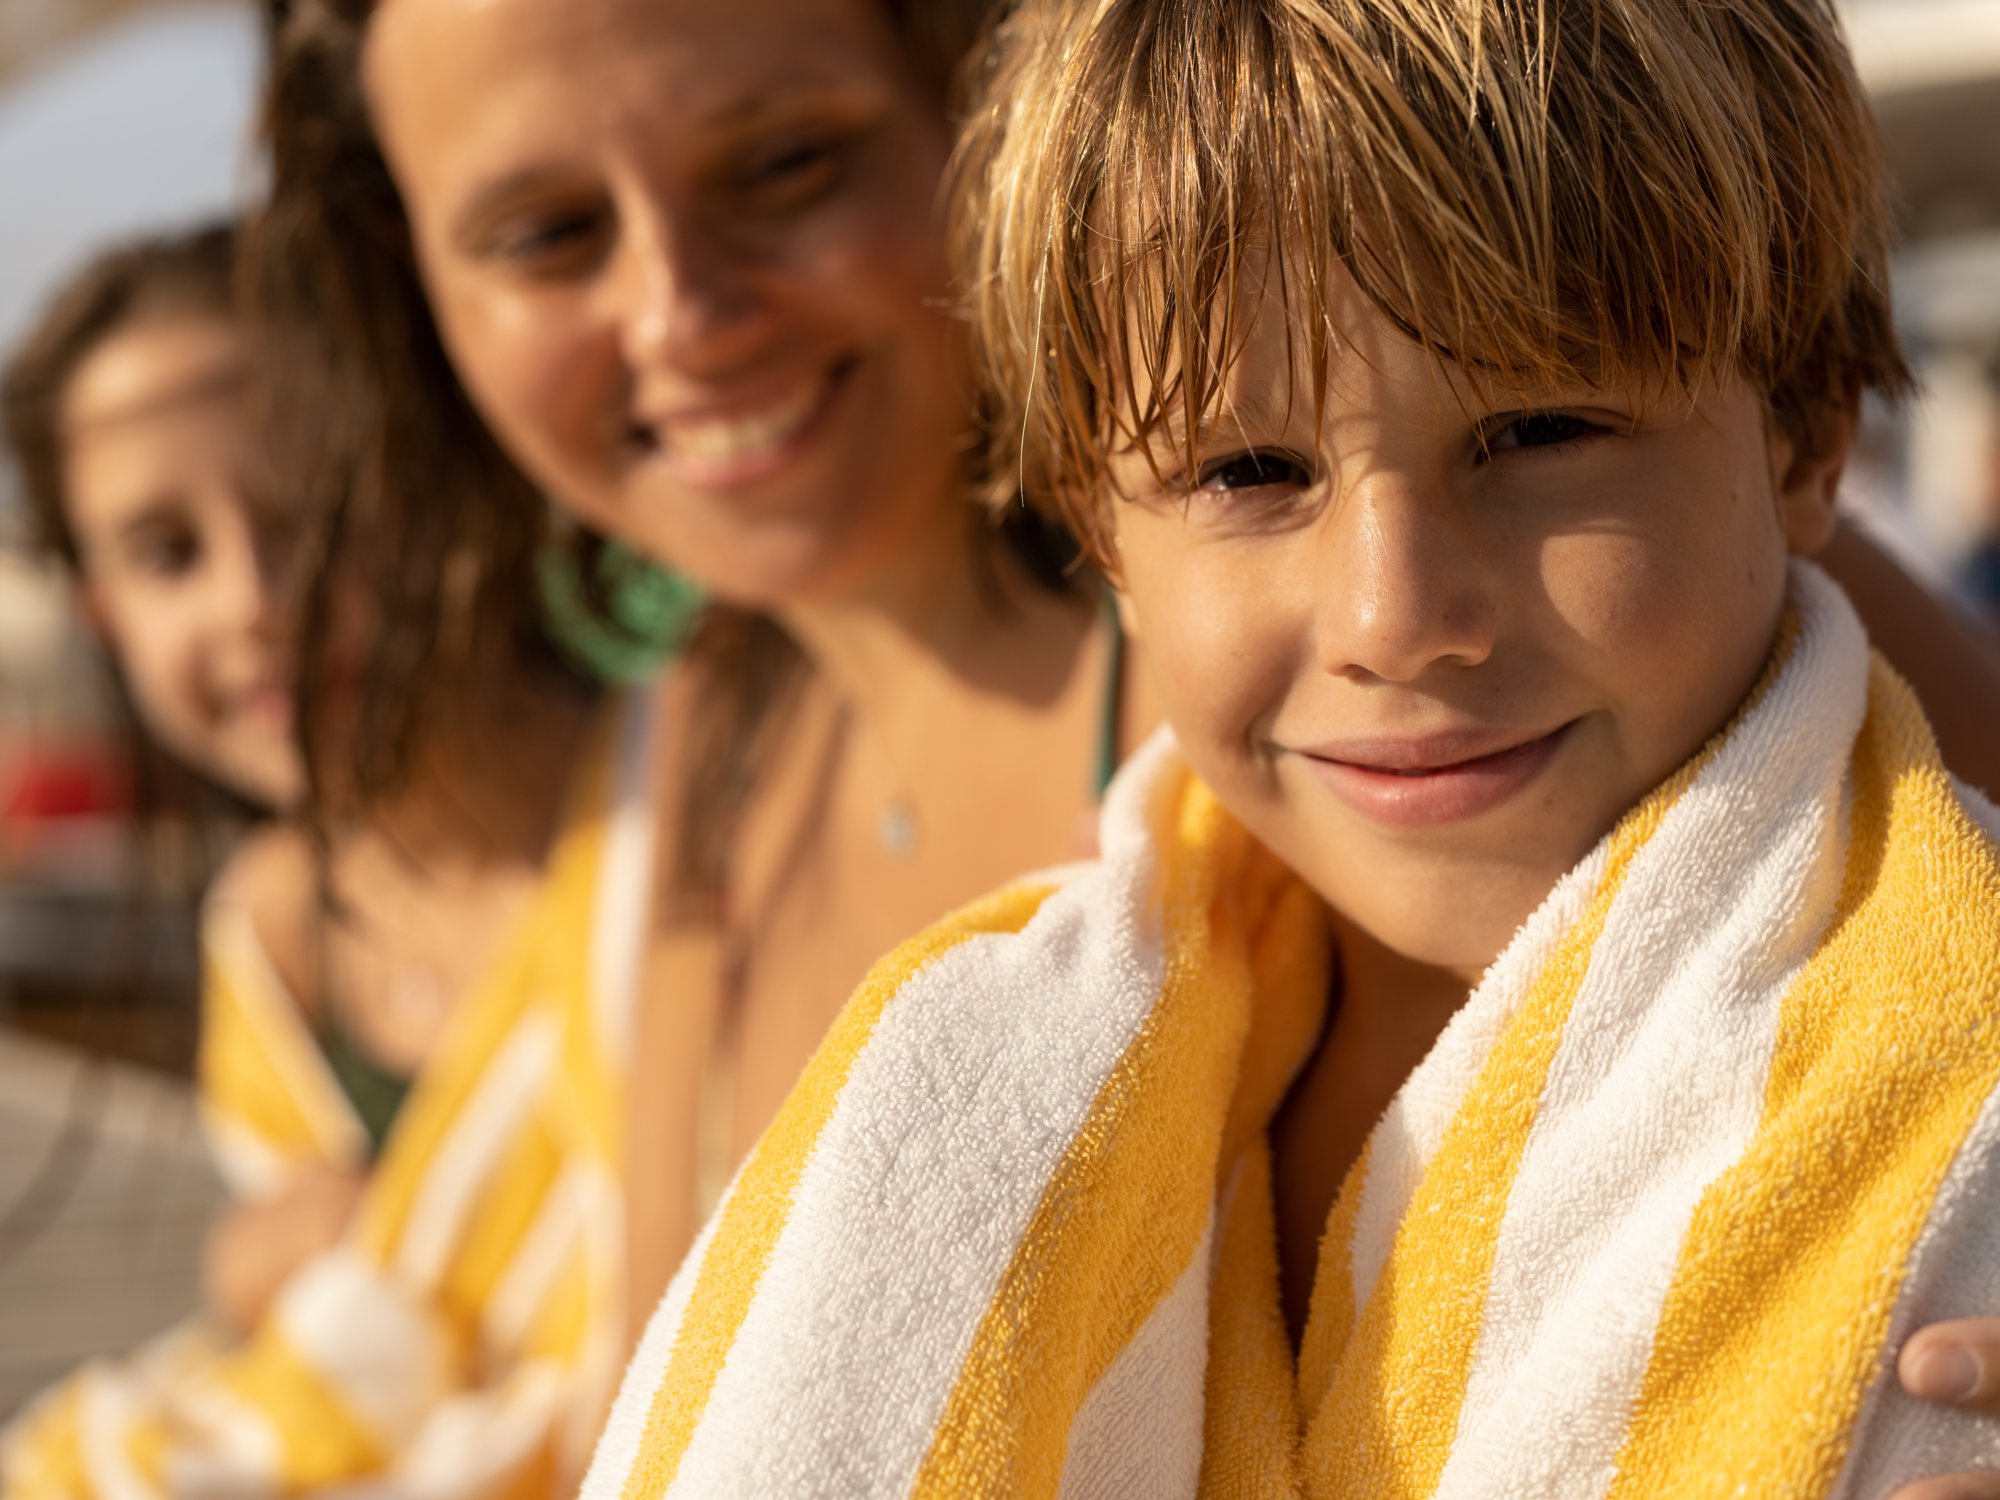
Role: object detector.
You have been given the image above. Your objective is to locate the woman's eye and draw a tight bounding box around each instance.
[1484,412,1604,456]
[1197,451,1312,492]
[487,209,608,272]
[751,139,835,182]
[735,134,849,207]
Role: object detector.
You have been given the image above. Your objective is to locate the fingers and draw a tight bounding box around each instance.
[1888,1475,2000,1500]
[1901,1319,2000,1416]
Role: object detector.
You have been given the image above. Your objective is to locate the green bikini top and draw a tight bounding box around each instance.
[317,1000,412,1161]
[1094,592,1128,801]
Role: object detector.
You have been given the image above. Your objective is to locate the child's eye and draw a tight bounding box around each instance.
[1196,451,1313,493]
[126,527,202,579]
[1482,412,1605,457]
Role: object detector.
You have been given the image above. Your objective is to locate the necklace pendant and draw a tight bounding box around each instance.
[877,798,919,858]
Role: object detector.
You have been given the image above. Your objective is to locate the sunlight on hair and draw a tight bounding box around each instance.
[954,0,1913,560]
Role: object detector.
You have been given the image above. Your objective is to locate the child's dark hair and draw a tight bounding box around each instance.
[4,223,237,571]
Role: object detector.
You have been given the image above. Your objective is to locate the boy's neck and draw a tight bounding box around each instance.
[1270,909,1473,1351]
[1327,910,1478,1046]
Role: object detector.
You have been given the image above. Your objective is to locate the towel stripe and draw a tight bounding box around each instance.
[1830,1072,2000,1498]
[1340,839,1608,1322]
[1054,1210,1217,1500]
[1303,762,1689,1498]
[910,784,1253,1499]
[619,887,1052,1500]
[1433,602,1857,1499]
[1606,663,2000,1498]
[199,907,364,1185]
[1296,1137,1367,1421]
[354,924,553,1260]
[210,1334,384,1487]
[1198,1151,1305,1498]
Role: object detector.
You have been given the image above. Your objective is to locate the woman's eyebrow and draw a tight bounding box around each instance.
[449,166,578,245]
[448,77,881,245]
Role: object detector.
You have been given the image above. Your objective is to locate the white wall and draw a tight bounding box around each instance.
[0,3,261,362]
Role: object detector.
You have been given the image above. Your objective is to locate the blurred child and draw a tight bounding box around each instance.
[4,224,298,817]
[584,2,2000,1495]
[1,224,659,1500]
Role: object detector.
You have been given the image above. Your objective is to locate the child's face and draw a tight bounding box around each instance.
[1107,267,1843,978]
[62,317,305,810]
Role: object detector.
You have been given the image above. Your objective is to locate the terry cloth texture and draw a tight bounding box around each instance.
[584,563,2000,1500]
[2,691,660,1500]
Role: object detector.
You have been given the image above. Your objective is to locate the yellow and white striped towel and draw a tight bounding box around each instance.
[586,563,2000,1500]
[2,690,659,1500]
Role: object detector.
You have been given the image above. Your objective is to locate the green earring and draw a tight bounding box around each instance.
[537,536,705,684]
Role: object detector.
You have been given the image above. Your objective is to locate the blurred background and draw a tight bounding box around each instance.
[0,0,1996,1418]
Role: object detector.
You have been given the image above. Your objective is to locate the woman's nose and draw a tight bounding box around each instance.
[1312,475,1497,684]
[613,205,772,379]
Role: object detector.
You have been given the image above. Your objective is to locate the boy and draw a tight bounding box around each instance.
[585,1,2000,1495]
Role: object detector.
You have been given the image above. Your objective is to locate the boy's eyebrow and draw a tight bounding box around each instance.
[1108,383,1308,459]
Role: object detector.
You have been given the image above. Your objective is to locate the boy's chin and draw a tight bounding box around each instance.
[1308,859,1570,987]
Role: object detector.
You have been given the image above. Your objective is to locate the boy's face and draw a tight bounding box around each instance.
[1107,267,1844,979]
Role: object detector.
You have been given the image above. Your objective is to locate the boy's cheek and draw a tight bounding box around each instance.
[1128,584,1298,798]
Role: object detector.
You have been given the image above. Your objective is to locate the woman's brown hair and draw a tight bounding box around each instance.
[249,0,1037,913]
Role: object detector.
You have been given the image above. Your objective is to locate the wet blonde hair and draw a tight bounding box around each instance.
[955,0,1912,561]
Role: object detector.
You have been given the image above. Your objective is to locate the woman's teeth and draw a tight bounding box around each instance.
[654,374,828,463]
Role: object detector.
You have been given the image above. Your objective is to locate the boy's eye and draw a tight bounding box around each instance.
[1482,412,1605,456]
[1196,451,1313,492]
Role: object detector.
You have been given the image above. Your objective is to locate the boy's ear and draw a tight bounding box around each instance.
[1772,401,1857,557]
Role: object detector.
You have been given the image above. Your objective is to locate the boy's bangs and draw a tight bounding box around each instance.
[959,0,1908,558]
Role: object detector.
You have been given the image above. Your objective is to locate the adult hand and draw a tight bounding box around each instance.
[1889,1318,2000,1499]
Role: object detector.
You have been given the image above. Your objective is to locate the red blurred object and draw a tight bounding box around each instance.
[1,738,131,826]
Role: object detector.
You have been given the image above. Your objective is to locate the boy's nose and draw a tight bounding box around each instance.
[613,207,773,380]
[1312,476,1496,683]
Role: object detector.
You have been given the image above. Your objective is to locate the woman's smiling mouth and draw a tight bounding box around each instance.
[1292,721,1578,829]
[626,357,857,489]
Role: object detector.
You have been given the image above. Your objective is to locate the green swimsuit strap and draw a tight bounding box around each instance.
[317,1000,413,1162]
[1094,589,1127,800]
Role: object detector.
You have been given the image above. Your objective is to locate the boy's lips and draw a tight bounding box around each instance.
[1292,720,1577,829]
